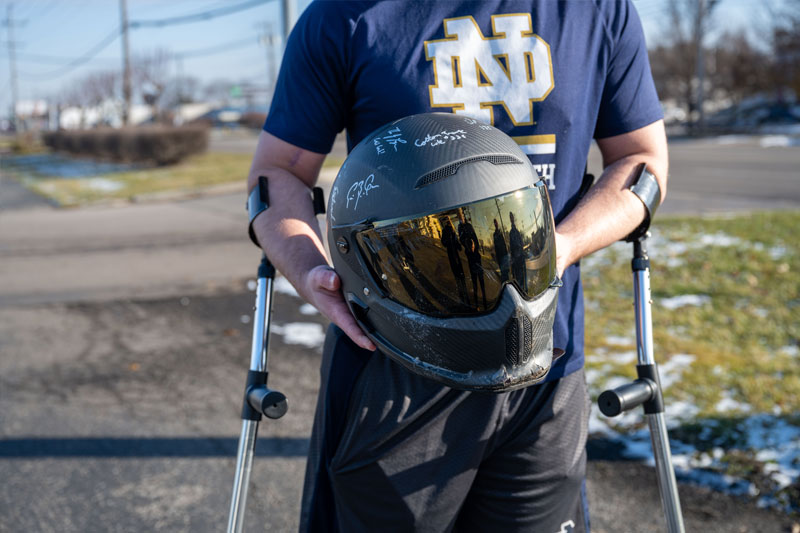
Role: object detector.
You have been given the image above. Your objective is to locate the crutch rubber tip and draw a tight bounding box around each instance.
[598,389,624,417]
[261,390,288,420]
[598,379,656,417]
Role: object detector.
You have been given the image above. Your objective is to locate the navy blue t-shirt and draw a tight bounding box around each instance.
[265,0,663,381]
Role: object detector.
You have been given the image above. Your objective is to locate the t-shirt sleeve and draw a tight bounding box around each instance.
[263,2,350,154]
[593,0,663,139]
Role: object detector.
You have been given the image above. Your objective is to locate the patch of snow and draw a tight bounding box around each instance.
[273,276,299,297]
[659,294,711,310]
[760,135,792,148]
[779,345,799,358]
[769,245,788,260]
[270,322,325,348]
[698,233,742,247]
[714,393,752,414]
[299,303,319,315]
[658,354,695,389]
[85,178,123,191]
[605,336,634,347]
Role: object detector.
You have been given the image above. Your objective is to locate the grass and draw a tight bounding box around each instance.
[5,150,344,207]
[584,211,799,511]
[583,211,799,417]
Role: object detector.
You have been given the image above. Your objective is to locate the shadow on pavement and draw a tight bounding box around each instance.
[0,436,309,458]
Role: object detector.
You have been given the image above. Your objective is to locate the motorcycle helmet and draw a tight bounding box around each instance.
[327,113,561,391]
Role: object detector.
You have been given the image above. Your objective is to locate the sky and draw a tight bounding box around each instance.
[0,0,786,121]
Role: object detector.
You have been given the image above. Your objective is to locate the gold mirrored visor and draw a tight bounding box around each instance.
[354,184,557,317]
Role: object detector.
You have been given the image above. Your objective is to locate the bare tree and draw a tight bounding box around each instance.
[131,49,172,123]
[202,78,234,104]
[768,0,800,102]
[710,30,771,106]
[664,0,721,131]
[161,75,203,108]
[82,70,122,126]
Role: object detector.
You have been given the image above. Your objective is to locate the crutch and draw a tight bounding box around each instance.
[597,165,685,533]
[227,253,287,533]
[227,184,326,533]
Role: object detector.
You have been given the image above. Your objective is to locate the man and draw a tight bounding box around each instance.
[493,218,510,283]
[440,215,469,306]
[508,211,527,289]
[247,1,667,530]
[457,209,487,310]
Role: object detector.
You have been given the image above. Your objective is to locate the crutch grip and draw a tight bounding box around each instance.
[240,370,288,420]
[598,363,665,417]
[247,386,288,420]
[598,379,656,417]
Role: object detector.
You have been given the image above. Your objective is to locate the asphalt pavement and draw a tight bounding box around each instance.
[1,133,798,532]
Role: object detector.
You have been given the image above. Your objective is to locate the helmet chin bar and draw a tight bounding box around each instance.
[348,284,560,392]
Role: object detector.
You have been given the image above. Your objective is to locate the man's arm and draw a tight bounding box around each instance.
[554,119,668,276]
[247,131,376,351]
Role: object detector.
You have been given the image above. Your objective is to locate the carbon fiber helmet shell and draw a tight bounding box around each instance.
[327,113,560,391]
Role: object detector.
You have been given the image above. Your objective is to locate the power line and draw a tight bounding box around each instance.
[5,0,272,75]
[17,26,120,80]
[10,35,262,65]
[175,35,260,59]
[22,0,60,22]
[129,0,271,29]
[11,51,119,65]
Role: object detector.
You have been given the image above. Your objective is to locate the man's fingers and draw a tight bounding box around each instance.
[333,310,376,352]
[306,265,375,351]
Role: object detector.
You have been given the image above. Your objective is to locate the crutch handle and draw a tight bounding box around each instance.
[599,363,665,417]
[598,378,656,417]
[247,386,288,420]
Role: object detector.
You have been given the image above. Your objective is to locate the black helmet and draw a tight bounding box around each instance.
[327,113,561,391]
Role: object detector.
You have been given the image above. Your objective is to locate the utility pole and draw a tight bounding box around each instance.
[281,0,295,44]
[692,0,719,135]
[120,0,132,126]
[4,4,21,131]
[258,22,277,92]
[176,55,184,104]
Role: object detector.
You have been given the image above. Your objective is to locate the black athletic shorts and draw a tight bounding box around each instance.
[300,325,590,532]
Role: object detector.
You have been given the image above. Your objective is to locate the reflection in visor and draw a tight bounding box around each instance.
[354,184,556,317]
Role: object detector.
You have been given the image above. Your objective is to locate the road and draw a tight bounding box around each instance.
[0,133,798,532]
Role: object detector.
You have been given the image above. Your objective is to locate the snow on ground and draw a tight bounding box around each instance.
[273,276,299,297]
[270,322,326,348]
[659,294,711,310]
[266,241,800,511]
[84,177,124,192]
[299,303,319,315]
[589,351,800,513]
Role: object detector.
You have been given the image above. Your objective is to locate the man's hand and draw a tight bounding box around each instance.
[248,131,376,352]
[554,230,572,279]
[304,265,376,351]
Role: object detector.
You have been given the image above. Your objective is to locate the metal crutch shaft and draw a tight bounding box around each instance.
[227,256,287,533]
[599,236,685,533]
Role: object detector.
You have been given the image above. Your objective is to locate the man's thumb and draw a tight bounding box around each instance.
[312,265,339,291]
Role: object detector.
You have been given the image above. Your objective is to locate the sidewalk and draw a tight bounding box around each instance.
[0,168,338,307]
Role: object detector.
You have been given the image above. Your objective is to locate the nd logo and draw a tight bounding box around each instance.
[425,14,554,126]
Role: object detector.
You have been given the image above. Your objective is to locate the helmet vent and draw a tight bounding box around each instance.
[521,314,533,364]
[505,317,520,366]
[505,314,534,366]
[414,155,522,189]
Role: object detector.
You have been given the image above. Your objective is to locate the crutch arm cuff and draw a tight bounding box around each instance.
[247,176,270,247]
[626,164,661,242]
